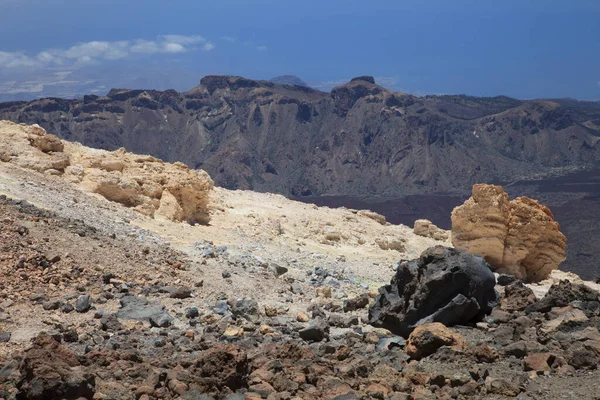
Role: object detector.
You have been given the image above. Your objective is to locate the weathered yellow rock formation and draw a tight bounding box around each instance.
[413,219,449,241]
[0,121,213,224]
[451,184,566,282]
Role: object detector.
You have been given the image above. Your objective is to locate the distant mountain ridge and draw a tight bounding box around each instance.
[1,75,600,197]
[269,75,309,87]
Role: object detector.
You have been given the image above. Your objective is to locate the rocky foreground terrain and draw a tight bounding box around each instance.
[1,75,600,197]
[1,122,600,399]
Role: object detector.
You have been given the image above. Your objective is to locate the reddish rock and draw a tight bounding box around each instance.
[16,333,95,400]
[405,323,466,360]
[524,353,559,372]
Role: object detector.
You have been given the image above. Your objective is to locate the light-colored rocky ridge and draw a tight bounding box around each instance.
[0,120,213,224]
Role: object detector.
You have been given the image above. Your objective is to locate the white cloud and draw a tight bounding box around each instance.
[256,45,267,52]
[164,42,185,53]
[159,34,205,45]
[221,36,236,42]
[0,51,39,68]
[0,34,212,69]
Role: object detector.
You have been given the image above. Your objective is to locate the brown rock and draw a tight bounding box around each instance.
[470,345,499,363]
[485,377,521,396]
[259,325,275,334]
[405,322,466,360]
[501,280,537,312]
[16,333,95,399]
[524,353,558,372]
[190,344,248,392]
[296,312,310,322]
[413,219,449,241]
[451,184,566,282]
[542,306,588,333]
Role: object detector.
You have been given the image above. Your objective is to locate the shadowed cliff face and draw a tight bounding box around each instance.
[1,75,600,196]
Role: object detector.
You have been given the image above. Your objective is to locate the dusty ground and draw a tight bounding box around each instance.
[0,161,444,303]
[2,159,600,399]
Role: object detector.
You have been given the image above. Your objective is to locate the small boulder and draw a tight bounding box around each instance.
[299,318,329,342]
[343,294,369,312]
[501,280,537,312]
[405,322,465,360]
[526,280,599,314]
[75,294,91,313]
[170,286,192,299]
[413,219,449,240]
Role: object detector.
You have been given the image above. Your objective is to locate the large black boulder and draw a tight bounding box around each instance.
[368,246,497,337]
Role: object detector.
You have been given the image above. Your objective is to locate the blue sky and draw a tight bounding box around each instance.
[0,0,599,100]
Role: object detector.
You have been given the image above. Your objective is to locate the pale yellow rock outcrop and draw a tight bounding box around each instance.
[451,184,566,282]
[0,121,213,224]
[413,219,449,241]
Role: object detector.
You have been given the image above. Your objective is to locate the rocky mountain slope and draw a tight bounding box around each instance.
[1,76,600,197]
[2,122,600,399]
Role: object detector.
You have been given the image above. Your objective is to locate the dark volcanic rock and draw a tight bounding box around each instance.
[116,295,172,323]
[231,298,260,323]
[189,344,248,392]
[501,280,537,312]
[368,246,497,337]
[75,294,91,313]
[299,318,330,342]
[16,333,95,400]
[525,280,600,314]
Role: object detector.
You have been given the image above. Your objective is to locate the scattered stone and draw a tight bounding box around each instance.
[542,306,588,333]
[413,219,449,240]
[316,287,332,298]
[212,300,229,315]
[149,313,174,328]
[296,312,310,322]
[405,322,466,360]
[497,274,517,286]
[185,307,199,319]
[268,263,288,277]
[299,318,329,342]
[485,377,521,396]
[117,296,172,324]
[231,298,260,323]
[43,300,60,310]
[568,350,598,370]
[0,332,11,343]
[100,313,123,332]
[501,280,537,312]
[75,294,92,313]
[61,303,74,313]
[526,280,600,314]
[16,333,95,399]
[343,294,369,312]
[524,353,558,373]
[504,341,528,358]
[291,283,304,295]
[470,345,499,363]
[170,286,192,299]
[222,271,232,279]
